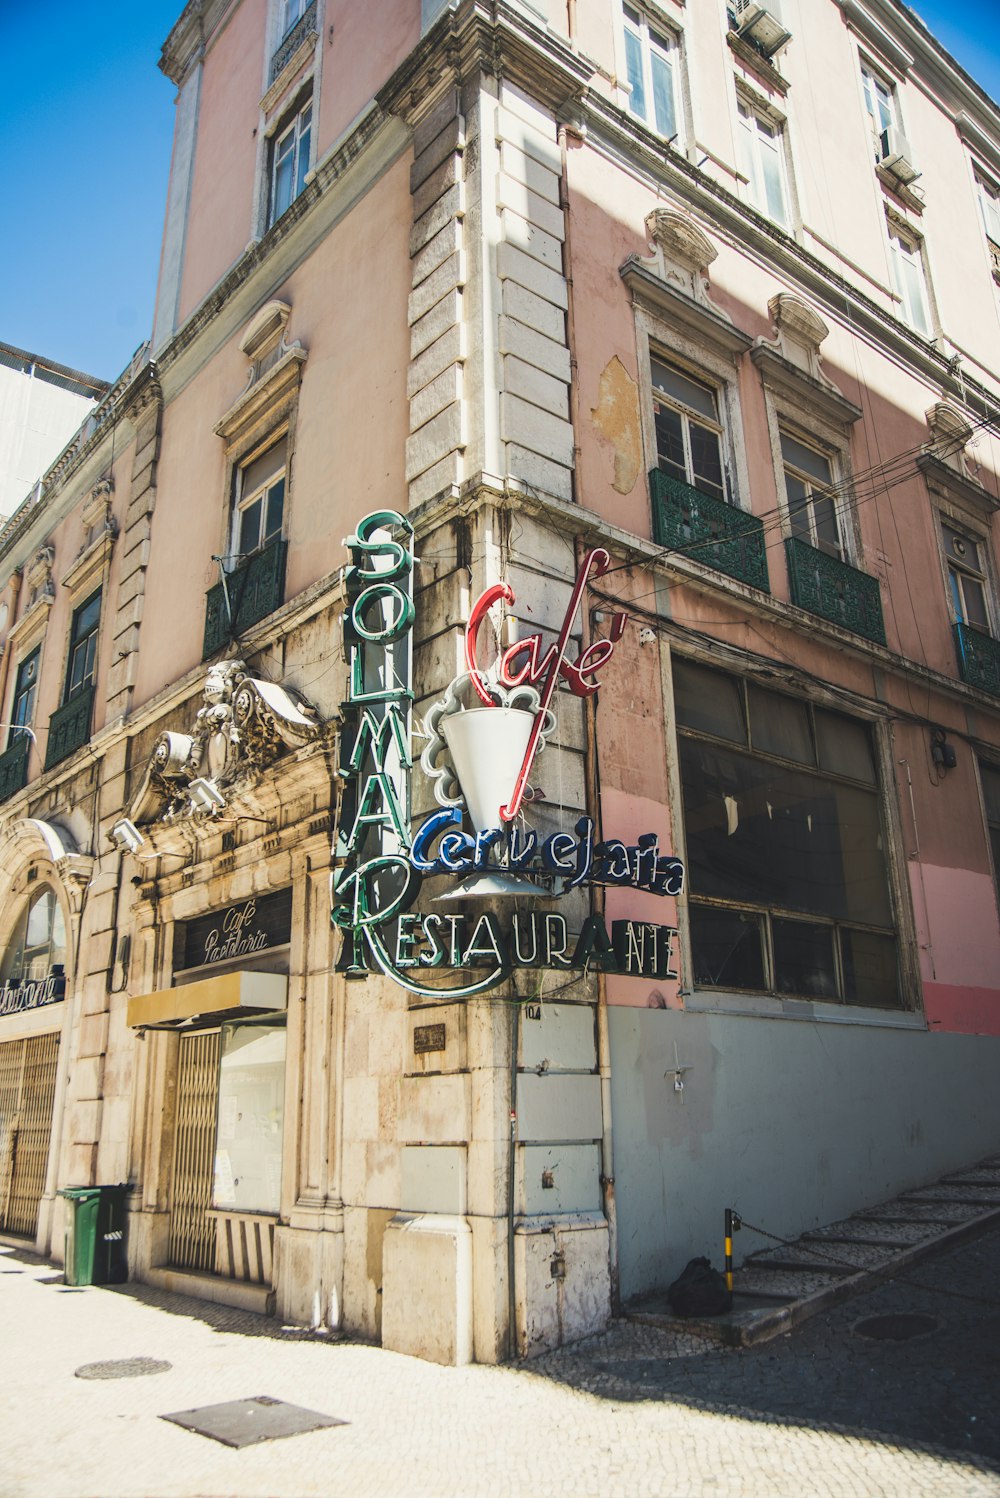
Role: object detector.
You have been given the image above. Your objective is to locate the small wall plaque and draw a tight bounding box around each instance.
[413,1022,446,1055]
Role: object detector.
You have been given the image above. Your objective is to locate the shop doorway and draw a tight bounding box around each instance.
[167,1028,220,1273]
[0,1033,59,1238]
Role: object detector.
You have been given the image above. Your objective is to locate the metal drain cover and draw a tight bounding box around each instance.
[76,1357,173,1380]
[161,1396,347,1448]
[853,1312,940,1342]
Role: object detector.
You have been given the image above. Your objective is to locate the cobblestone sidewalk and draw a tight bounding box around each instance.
[1,1225,998,1498]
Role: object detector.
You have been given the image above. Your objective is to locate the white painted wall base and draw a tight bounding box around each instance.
[382,1212,474,1365]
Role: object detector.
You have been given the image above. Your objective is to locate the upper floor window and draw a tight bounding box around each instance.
[269,99,312,227]
[887,220,931,336]
[737,99,788,227]
[623,4,678,140]
[942,520,992,634]
[9,649,39,750]
[974,167,1000,282]
[651,357,727,502]
[281,0,307,37]
[781,431,842,559]
[861,63,895,162]
[1,886,66,987]
[65,590,101,702]
[234,440,286,560]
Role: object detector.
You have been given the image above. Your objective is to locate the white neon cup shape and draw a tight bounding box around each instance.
[439,706,536,834]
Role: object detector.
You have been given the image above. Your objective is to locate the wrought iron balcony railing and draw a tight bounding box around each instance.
[0,733,30,803]
[650,469,769,593]
[954,621,1000,697]
[44,685,95,771]
[784,536,886,646]
[203,538,288,659]
[269,1,318,84]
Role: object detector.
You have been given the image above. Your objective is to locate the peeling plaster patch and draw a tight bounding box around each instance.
[591,357,642,495]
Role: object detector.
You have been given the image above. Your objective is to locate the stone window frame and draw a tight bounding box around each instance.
[884,209,935,339]
[751,296,865,566]
[635,309,752,517]
[931,501,1000,641]
[7,645,41,754]
[732,79,798,233]
[213,302,307,582]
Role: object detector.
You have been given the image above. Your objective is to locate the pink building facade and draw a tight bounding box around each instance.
[0,0,998,1361]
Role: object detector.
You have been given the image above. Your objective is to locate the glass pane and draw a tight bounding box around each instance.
[759,131,787,224]
[239,498,262,555]
[690,904,766,989]
[942,524,978,568]
[650,48,675,137]
[295,112,312,198]
[815,710,875,783]
[841,928,899,1007]
[272,151,293,221]
[25,891,51,949]
[781,433,832,486]
[747,683,813,765]
[652,359,718,421]
[773,918,838,999]
[213,1022,286,1214]
[672,658,746,743]
[689,422,725,500]
[264,478,285,543]
[624,29,646,120]
[813,494,841,556]
[74,591,101,642]
[241,440,286,498]
[654,404,686,481]
[962,574,989,630]
[786,482,812,545]
[899,248,929,334]
[677,737,893,925]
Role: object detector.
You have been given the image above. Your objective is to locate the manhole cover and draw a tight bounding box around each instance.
[161,1396,347,1448]
[75,1358,173,1380]
[853,1312,940,1342]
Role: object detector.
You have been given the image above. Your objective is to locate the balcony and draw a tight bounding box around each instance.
[0,733,30,803]
[203,539,288,659]
[784,537,886,646]
[650,469,769,593]
[44,685,95,771]
[269,0,317,84]
[955,621,1000,697]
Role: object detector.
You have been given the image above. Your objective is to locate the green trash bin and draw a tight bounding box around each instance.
[58,1184,130,1286]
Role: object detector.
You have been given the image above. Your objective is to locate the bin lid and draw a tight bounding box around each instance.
[57,1187,101,1199]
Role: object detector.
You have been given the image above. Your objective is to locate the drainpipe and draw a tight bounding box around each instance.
[579,545,620,1312]
[507,990,521,1360]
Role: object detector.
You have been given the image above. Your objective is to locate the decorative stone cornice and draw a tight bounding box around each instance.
[916,451,1000,517]
[127,658,322,827]
[835,0,913,77]
[620,251,752,363]
[750,292,862,426]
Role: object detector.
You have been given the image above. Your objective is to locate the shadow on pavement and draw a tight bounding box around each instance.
[531,1224,1000,1476]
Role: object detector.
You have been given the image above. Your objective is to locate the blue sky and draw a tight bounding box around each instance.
[1,1,997,386]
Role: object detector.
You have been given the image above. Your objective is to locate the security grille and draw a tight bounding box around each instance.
[0,1034,59,1238]
[168,1029,221,1273]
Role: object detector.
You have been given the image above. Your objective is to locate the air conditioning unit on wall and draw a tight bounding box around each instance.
[879,126,921,184]
[732,0,792,57]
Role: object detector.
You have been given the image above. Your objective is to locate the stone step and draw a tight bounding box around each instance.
[805,1220,940,1247]
[734,1266,844,1299]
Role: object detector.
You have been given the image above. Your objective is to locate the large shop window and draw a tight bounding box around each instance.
[673,657,902,1009]
[211,1020,286,1215]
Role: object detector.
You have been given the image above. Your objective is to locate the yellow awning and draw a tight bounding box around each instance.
[126,970,288,1029]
